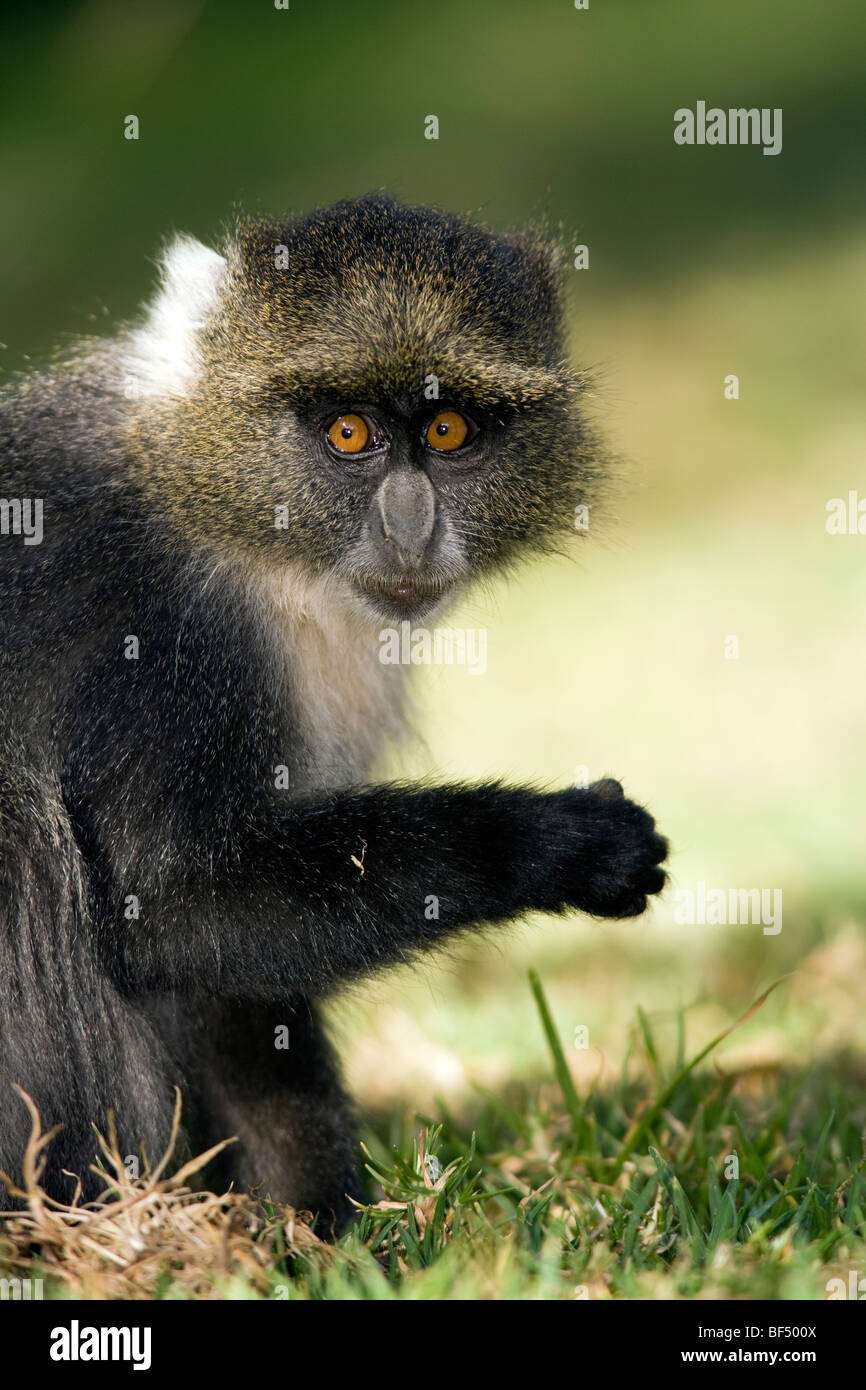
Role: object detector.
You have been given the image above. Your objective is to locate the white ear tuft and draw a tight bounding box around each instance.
[125,234,227,399]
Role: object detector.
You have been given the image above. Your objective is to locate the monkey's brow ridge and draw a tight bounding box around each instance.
[271,356,576,413]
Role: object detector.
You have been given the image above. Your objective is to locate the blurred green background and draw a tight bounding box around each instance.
[2,0,864,1113]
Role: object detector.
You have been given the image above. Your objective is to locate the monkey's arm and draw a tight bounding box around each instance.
[41,540,665,1001]
[110,780,666,998]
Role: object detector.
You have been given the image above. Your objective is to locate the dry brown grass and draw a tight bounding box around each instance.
[0,1088,329,1300]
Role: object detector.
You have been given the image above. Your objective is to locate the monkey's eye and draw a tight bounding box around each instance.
[326,413,379,455]
[425,410,473,452]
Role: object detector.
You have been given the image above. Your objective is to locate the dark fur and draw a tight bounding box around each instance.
[0,196,666,1227]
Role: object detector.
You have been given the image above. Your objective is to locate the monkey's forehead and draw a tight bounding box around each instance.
[235,195,557,304]
[217,199,572,409]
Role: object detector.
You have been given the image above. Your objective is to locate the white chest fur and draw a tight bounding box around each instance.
[257,565,408,792]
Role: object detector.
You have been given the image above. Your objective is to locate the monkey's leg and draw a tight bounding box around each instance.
[175,998,360,1234]
[0,989,180,1206]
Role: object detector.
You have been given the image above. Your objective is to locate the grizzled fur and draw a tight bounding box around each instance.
[0,195,666,1227]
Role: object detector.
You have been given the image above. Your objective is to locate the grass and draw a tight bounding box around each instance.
[2,971,863,1300]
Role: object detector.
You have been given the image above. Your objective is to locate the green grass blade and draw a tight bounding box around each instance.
[528,968,584,1136]
[611,974,793,1178]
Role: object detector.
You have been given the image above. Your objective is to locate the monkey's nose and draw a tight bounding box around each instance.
[375,469,436,568]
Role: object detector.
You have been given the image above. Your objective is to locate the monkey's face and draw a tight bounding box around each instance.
[280,384,588,624]
[154,198,597,622]
[291,400,494,621]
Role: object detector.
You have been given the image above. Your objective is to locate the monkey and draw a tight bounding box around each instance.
[0,194,667,1230]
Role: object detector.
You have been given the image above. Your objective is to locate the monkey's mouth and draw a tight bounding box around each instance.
[355,574,449,616]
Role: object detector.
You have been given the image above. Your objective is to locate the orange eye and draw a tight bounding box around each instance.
[426,411,470,452]
[327,414,370,454]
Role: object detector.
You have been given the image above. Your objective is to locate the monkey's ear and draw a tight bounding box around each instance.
[506,230,567,285]
[126,233,227,399]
